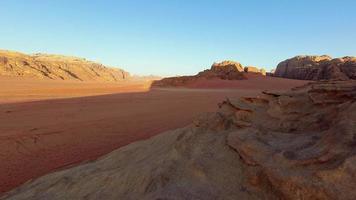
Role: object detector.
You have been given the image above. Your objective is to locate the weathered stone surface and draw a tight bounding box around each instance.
[0,113,274,200]
[0,50,129,82]
[2,80,355,200]
[227,80,356,200]
[274,55,356,80]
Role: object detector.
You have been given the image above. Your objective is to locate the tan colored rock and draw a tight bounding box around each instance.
[0,50,129,82]
[2,80,355,200]
[210,60,244,72]
[227,80,356,199]
[244,66,266,75]
[152,60,247,87]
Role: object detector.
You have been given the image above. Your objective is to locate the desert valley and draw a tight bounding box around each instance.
[0,48,355,199]
[1,1,356,199]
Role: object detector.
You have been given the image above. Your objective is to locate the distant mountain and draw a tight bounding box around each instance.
[0,50,130,82]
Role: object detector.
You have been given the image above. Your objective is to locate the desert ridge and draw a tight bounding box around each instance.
[0,50,129,82]
[152,60,267,87]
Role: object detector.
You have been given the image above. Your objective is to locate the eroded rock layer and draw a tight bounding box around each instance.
[1,81,355,200]
[274,55,356,80]
[0,50,129,82]
[227,80,356,199]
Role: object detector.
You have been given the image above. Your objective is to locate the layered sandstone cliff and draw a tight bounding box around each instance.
[2,80,355,200]
[274,55,356,80]
[0,50,129,82]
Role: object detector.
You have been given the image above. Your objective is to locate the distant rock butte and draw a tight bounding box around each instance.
[244,66,266,75]
[2,80,355,200]
[152,60,266,87]
[0,50,130,82]
[210,60,244,72]
[274,55,356,80]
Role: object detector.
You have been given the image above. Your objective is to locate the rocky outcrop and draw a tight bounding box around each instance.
[0,50,130,82]
[274,55,356,80]
[210,60,244,72]
[244,66,266,75]
[152,61,266,87]
[2,80,355,200]
[227,80,356,199]
[197,60,247,80]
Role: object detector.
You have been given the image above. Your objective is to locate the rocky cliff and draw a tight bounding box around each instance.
[274,55,356,80]
[0,50,130,82]
[2,80,355,200]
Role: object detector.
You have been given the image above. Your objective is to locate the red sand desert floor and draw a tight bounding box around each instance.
[0,76,308,194]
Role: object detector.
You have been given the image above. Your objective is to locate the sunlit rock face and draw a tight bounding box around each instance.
[244,66,266,75]
[151,60,269,87]
[2,80,355,200]
[0,50,130,82]
[210,60,244,73]
[274,55,356,80]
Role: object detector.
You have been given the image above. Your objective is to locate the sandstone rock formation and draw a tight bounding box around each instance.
[152,60,265,87]
[0,50,129,82]
[227,80,356,199]
[210,60,244,72]
[274,55,356,80]
[244,66,266,75]
[2,80,355,200]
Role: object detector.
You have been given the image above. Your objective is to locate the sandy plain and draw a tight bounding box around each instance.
[0,75,308,194]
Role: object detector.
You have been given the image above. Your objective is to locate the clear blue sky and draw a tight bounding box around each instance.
[1,0,355,76]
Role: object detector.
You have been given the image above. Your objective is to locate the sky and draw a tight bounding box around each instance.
[0,0,355,76]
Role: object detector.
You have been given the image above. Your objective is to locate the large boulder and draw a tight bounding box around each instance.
[2,80,356,200]
[274,55,356,80]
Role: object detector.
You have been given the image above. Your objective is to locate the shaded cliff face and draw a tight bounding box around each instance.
[2,80,355,200]
[0,50,130,82]
[274,55,356,80]
[152,61,266,87]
